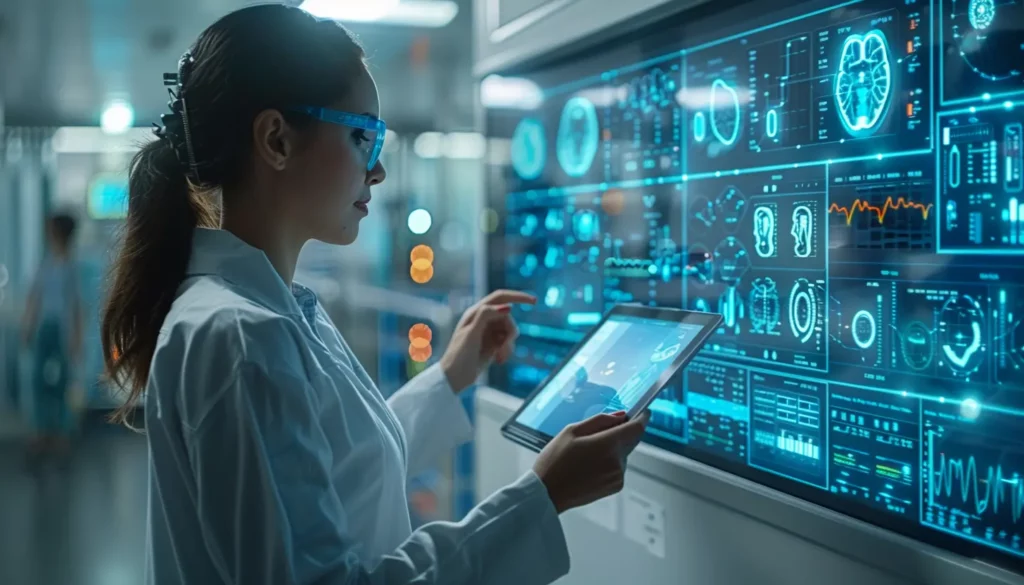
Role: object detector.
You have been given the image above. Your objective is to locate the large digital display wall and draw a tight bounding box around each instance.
[485,0,1024,571]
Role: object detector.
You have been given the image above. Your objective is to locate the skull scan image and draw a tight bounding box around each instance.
[753,206,777,258]
[791,205,814,259]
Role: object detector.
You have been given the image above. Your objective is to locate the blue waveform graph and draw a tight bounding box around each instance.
[923,406,1024,556]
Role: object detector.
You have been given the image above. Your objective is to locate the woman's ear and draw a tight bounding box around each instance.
[251,109,293,171]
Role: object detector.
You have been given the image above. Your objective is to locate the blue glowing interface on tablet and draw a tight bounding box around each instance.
[516,316,705,437]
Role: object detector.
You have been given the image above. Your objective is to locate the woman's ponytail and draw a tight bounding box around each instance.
[101,138,218,423]
[99,4,366,424]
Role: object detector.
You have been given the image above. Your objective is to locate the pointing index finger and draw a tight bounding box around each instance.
[482,290,537,306]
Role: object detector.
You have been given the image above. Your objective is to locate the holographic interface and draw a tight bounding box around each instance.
[487,0,1024,568]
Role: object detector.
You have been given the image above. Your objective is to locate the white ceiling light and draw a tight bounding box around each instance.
[480,75,543,110]
[414,132,444,159]
[101,100,135,135]
[300,0,459,28]
[443,132,486,159]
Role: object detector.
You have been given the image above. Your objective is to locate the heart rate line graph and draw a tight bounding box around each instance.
[828,166,935,250]
[828,196,934,226]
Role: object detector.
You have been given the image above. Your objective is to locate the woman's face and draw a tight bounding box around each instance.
[289,67,387,246]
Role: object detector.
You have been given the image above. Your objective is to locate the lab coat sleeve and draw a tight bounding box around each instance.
[186,362,570,585]
[386,363,474,476]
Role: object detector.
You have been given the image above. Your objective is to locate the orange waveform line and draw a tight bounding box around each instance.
[828,196,934,226]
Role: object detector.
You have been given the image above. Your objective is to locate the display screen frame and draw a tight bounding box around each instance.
[502,305,722,452]
[484,0,1024,575]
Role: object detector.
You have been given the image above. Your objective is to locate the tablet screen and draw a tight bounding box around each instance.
[514,314,707,437]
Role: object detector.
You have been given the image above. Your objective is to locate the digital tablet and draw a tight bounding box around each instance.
[502,305,723,452]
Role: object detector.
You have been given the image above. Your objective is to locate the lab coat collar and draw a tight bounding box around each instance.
[186,227,307,317]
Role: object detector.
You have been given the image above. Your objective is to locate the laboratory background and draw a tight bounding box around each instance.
[1,0,1023,583]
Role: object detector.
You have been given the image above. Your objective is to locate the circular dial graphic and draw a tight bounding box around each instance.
[788,278,819,344]
[556,97,600,177]
[835,29,892,137]
[510,118,546,181]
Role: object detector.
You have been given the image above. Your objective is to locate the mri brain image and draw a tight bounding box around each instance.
[557,96,600,177]
[710,78,742,147]
[835,29,892,137]
[969,0,996,29]
[510,118,546,181]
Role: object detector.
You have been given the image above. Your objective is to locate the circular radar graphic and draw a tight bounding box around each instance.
[713,237,750,286]
[510,118,546,180]
[788,278,819,344]
[969,0,995,30]
[834,29,892,138]
[710,78,741,147]
[556,97,600,177]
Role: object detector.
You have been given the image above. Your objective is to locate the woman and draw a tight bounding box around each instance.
[100,5,649,585]
[23,212,83,464]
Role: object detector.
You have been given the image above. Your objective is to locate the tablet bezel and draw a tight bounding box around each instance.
[501,304,723,453]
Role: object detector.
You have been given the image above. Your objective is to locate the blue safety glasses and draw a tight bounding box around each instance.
[291,106,387,171]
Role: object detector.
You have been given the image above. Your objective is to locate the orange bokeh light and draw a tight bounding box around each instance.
[410,264,434,284]
[601,189,625,216]
[409,344,432,362]
[410,244,434,264]
[408,323,433,344]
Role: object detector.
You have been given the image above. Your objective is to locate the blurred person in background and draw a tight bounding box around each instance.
[100,5,649,585]
[21,212,83,466]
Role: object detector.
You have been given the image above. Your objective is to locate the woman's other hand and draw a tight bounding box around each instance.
[439,289,536,393]
[533,410,651,514]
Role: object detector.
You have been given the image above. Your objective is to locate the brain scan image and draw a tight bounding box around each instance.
[710,78,742,147]
[511,118,546,181]
[969,0,996,29]
[835,29,893,137]
[557,96,600,177]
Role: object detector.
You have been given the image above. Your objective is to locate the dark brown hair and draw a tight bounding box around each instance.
[102,5,365,424]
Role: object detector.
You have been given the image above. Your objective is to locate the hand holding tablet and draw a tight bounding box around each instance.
[503,305,722,452]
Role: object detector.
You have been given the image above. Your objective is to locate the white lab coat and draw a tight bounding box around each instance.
[144,228,570,585]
